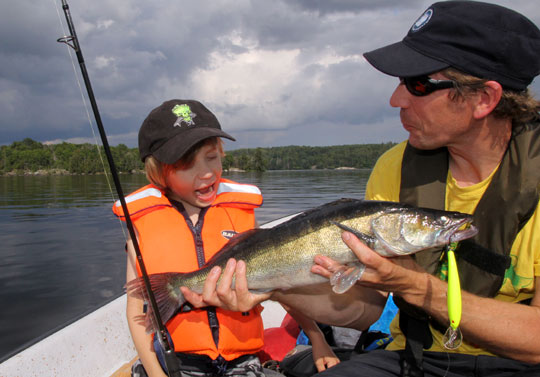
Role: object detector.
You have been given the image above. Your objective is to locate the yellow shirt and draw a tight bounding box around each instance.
[366,141,540,355]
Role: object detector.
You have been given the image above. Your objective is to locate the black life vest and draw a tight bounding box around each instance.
[396,121,540,376]
[400,121,540,297]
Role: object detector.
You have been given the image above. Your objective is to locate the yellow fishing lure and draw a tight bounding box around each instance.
[443,242,463,349]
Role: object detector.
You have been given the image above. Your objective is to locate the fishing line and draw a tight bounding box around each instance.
[56,1,181,375]
[442,351,450,377]
[52,0,127,241]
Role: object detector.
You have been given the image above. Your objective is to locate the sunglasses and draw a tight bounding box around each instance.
[400,76,455,96]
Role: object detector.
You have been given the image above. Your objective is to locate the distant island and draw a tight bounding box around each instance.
[0,138,397,175]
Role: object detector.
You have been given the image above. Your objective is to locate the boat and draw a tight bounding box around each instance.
[0,215,298,377]
[0,297,288,377]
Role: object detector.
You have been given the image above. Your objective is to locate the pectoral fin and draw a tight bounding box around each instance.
[330,262,366,294]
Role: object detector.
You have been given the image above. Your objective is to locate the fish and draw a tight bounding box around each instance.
[126,198,478,329]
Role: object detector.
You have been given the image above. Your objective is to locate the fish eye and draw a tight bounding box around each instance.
[439,216,449,224]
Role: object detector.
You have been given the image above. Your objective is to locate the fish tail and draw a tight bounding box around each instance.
[125,272,184,332]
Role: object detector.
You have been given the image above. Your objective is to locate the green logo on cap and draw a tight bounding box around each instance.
[172,104,196,127]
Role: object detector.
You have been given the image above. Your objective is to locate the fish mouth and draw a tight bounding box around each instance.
[448,218,478,242]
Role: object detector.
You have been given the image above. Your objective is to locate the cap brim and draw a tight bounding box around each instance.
[363,41,449,77]
[153,127,236,164]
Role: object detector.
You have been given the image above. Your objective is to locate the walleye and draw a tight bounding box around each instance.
[126,198,477,329]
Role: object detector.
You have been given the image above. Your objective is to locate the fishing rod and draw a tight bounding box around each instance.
[57,1,181,375]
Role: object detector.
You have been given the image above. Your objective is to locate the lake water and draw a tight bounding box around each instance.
[0,169,370,360]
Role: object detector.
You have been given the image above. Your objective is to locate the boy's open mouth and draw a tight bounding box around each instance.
[195,184,215,200]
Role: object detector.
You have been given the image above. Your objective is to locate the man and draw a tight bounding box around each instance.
[311,1,540,376]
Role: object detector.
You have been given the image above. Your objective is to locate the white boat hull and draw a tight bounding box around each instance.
[0,295,286,377]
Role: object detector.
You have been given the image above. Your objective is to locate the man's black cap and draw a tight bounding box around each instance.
[138,99,235,164]
[363,1,540,90]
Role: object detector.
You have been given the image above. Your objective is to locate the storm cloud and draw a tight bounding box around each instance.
[1,0,539,149]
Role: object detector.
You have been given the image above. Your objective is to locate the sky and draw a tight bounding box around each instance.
[2,0,540,150]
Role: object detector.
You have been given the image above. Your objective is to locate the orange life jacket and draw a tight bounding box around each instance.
[113,178,264,361]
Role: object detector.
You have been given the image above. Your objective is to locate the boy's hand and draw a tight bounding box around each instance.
[312,342,340,372]
[181,258,272,311]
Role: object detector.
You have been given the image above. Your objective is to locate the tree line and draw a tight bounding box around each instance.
[0,138,141,175]
[223,143,397,171]
[0,138,397,175]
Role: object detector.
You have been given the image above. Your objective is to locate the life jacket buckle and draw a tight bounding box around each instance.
[212,355,228,376]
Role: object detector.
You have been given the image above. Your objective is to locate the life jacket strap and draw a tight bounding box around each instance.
[399,313,432,377]
[207,308,220,348]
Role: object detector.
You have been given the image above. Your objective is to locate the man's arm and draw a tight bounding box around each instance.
[272,284,386,331]
[313,231,540,364]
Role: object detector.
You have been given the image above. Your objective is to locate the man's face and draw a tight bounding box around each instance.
[389,72,477,150]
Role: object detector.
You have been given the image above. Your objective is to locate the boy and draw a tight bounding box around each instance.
[114,99,269,377]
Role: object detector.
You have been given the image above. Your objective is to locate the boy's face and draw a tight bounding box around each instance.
[166,142,223,209]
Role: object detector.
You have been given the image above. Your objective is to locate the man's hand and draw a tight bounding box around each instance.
[311,231,425,295]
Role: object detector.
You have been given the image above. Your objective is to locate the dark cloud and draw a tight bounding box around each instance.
[287,0,426,15]
[1,0,539,148]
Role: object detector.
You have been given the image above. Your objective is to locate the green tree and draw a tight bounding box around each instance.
[251,148,267,172]
[52,142,77,170]
[222,154,234,171]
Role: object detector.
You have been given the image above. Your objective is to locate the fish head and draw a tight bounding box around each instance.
[371,207,478,256]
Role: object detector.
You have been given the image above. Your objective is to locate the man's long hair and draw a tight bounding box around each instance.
[443,68,540,126]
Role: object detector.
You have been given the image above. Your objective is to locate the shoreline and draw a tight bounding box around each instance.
[0,169,146,177]
[1,167,364,177]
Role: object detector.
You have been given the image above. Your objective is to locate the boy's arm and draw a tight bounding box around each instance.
[282,304,340,372]
[126,240,168,377]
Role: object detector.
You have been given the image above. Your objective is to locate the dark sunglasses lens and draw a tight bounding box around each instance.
[405,77,432,96]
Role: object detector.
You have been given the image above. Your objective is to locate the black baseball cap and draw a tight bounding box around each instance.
[363,1,540,90]
[138,99,235,164]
